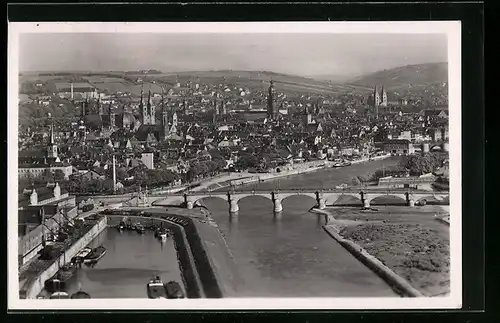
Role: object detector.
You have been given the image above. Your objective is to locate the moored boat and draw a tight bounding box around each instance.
[83,245,107,264]
[44,264,78,293]
[165,281,185,299]
[71,247,92,263]
[136,224,145,234]
[49,291,70,299]
[117,221,125,231]
[147,276,168,299]
[157,228,170,240]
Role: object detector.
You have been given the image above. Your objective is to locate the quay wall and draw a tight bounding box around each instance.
[22,216,107,299]
[322,225,424,298]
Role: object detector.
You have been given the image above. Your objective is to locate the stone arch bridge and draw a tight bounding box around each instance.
[152,189,450,213]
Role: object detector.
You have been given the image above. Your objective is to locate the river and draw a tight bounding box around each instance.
[201,156,402,297]
[64,157,402,298]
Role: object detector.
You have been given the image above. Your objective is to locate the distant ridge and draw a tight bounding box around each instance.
[347,62,448,89]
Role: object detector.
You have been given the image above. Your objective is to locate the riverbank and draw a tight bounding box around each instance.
[315,206,450,297]
[211,154,393,192]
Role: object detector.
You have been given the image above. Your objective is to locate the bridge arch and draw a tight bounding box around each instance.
[411,194,449,205]
[278,192,317,203]
[368,194,408,205]
[232,193,273,204]
[193,195,229,208]
[323,192,363,206]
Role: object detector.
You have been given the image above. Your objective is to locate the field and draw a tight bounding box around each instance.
[326,205,450,296]
[19,70,365,96]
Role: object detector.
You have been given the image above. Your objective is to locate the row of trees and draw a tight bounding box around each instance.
[186,160,227,182]
[398,152,447,176]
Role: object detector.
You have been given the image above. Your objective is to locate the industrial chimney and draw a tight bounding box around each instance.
[112,155,116,193]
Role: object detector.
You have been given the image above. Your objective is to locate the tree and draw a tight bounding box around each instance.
[235,154,258,170]
[351,177,361,186]
[54,169,66,182]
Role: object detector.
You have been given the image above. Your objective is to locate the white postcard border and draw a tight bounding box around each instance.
[8,21,462,310]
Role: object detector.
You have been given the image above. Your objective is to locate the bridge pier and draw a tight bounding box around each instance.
[229,200,239,213]
[186,200,194,210]
[408,199,415,207]
[316,198,326,210]
[363,198,371,208]
[273,199,283,213]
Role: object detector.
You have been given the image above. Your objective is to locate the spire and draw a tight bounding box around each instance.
[81,100,86,118]
[49,118,55,145]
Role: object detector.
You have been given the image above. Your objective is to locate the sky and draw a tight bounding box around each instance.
[19,33,447,79]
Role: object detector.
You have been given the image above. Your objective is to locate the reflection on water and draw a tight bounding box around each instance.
[63,228,183,298]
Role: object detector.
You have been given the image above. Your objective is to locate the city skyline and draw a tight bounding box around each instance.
[19,33,447,80]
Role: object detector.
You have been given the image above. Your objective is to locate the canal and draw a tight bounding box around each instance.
[60,226,183,298]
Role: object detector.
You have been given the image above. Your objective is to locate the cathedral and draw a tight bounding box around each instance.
[370,86,388,119]
[134,86,180,143]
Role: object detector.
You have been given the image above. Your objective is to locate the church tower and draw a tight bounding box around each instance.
[47,119,58,158]
[381,86,388,107]
[97,93,104,116]
[374,86,381,106]
[161,87,168,140]
[302,105,312,129]
[267,80,276,120]
[147,88,155,125]
[140,84,149,125]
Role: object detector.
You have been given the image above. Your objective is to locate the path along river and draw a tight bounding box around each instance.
[62,156,402,298]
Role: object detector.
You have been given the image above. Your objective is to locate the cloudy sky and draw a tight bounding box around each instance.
[19,33,447,79]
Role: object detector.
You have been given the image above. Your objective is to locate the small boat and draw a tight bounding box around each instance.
[71,290,91,299]
[71,247,92,263]
[335,183,348,189]
[165,281,185,299]
[49,291,70,299]
[83,246,107,264]
[45,264,77,293]
[157,228,169,241]
[117,221,125,231]
[136,224,145,234]
[147,276,168,299]
[332,160,352,167]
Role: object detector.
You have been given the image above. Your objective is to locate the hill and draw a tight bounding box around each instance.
[347,63,448,90]
[20,70,369,96]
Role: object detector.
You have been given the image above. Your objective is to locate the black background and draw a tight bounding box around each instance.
[4,1,487,322]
